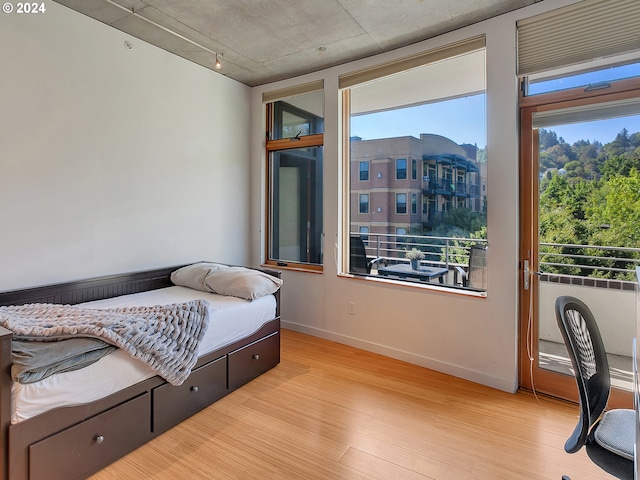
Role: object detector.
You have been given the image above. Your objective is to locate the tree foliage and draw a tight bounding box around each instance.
[537,128,640,279]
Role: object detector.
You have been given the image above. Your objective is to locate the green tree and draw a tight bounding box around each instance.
[601,154,640,179]
[539,128,560,150]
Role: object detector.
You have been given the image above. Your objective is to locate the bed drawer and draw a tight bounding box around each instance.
[152,355,227,434]
[28,392,151,480]
[228,331,279,390]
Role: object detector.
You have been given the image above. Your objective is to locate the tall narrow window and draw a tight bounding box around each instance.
[265,83,324,270]
[359,161,369,181]
[396,159,407,179]
[342,37,487,293]
[396,193,407,214]
[359,194,369,213]
[359,226,370,243]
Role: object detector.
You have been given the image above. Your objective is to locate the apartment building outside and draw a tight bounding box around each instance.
[350,133,486,246]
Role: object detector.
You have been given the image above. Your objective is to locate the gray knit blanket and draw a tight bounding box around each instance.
[0,300,210,386]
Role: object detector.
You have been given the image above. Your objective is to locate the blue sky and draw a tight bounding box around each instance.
[550,116,640,146]
[351,62,640,148]
[351,94,487,148]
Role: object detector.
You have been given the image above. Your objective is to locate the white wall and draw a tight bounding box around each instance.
[0,1,251,290]
[539,283,635,357]
[250,0,579,393]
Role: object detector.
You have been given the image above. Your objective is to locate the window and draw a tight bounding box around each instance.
[396,227,408,247]
[359,194,369,213]
[396,193,407,214]
[359,161,369,181]
[265,83,324,270]
[342,37,487,292]
[359,226,369,243]
[396,159,407,179]
[526,61,640,96]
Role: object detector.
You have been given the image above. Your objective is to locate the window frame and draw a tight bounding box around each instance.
[340,36,488,295]
[359,160,370,181]
[265,100,324,272]
[359,193,369,214]
[396,192,407,214]
[396,158,407,180]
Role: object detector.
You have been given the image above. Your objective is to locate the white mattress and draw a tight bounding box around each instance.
[11,286,277,424]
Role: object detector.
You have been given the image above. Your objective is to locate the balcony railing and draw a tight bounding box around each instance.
[421,177,481,198]
[355,233,640,284]
[539,242,640,282]
[357,232,486,271]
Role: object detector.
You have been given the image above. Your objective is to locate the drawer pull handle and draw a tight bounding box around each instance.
[252,354,260,360]
[190,386,199,393]
[95,435,105,444]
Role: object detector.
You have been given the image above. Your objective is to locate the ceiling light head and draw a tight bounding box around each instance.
[215,52,222,69]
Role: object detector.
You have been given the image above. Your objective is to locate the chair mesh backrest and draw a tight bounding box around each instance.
[565,309,597,381]
[467,244,487,290]
[555,296,611,452]
[349,235,369,274]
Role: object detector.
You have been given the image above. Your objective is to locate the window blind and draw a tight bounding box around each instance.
[518,0,640,76]
[532,97,640,129]
[338,36,485,89]
[262,80,324,104]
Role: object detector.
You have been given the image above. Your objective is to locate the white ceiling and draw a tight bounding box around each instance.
[53,0,543,87]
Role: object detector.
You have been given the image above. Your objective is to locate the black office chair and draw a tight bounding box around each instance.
[555,296,635,480]
[349,235,384,274]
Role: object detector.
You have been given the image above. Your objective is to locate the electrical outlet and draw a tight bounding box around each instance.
[348,302,356,315]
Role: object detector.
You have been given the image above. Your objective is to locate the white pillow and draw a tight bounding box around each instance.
[204,266,283,300]
[170,262,226,291]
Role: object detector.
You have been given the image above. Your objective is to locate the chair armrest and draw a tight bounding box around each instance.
[454,266,467,285]
[368,257,386,268]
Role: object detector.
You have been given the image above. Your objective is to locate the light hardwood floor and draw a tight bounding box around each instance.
[90,329,615,479]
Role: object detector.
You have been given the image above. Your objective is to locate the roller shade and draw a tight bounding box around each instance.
[262,80,324,103]
[339,36,485,89]
[532,97,640,129]
[518,0,640,76]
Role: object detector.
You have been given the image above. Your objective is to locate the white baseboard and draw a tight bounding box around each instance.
[282,320,518,394]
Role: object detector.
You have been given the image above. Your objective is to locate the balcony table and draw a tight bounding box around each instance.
[378,264,448,283]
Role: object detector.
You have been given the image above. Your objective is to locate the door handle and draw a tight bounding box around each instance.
[523,260,542,290]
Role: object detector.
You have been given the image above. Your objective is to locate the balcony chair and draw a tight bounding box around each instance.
[454,244,487,290]
[349,235,384,275]
[555,295,634,480]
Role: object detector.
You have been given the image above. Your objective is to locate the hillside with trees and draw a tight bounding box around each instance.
[538,128,640,279]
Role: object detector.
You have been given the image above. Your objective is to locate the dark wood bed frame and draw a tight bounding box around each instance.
[0,264,281,480]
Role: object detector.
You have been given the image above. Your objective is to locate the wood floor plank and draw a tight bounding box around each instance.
[89,329,618,479]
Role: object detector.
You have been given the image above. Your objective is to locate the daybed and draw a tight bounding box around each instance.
[0,262,282,480]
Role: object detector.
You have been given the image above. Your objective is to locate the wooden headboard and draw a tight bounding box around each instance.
[0,266,182,307]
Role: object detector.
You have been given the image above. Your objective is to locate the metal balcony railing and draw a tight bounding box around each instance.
[354,233,640,282]
[539,242,640,282]
[421,177,481,198]
[356,232,486,270]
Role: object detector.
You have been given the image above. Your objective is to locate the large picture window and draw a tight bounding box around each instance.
[341,37,488,293]
[265,84,324,270]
